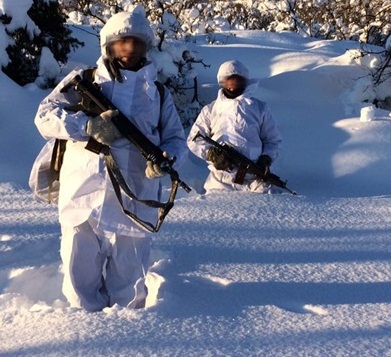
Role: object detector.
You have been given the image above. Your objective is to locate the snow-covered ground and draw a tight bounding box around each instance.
[1,25,391,356]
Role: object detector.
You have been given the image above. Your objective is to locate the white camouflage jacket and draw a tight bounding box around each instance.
[187,83,281,191]
[34,59,187,233]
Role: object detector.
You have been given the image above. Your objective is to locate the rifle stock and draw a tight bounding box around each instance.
[63,74,191,193]
[193,131,297,195]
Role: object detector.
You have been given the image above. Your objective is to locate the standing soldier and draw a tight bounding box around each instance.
[34,9,187,312]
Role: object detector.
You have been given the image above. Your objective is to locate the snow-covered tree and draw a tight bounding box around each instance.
[1,0,83,87]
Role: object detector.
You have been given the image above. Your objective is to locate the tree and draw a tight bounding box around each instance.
[1,0,83,87]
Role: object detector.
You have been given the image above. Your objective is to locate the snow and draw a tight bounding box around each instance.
[36,47,61,87]
[0,0,38,39]
[1,23,391,356]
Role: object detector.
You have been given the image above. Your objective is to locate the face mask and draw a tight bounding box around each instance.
[222,87,245,99]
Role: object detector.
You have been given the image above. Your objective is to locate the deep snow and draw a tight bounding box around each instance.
[1,24,391,356]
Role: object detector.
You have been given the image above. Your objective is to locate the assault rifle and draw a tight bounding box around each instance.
[61,74,191,194]
[60,73,191,233]
[193,131,297,195]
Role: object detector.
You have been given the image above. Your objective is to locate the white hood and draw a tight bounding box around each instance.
[217,60,250,84]
[100,8,155,59]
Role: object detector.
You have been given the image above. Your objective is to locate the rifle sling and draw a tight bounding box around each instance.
[104,150,178,233]
[96,83,179,232]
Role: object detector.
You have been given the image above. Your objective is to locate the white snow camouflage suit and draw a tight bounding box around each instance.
[34,10,187,311]
[187,60,281,193]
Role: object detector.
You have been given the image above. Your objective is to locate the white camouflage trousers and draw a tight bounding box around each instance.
[60,218,150,312]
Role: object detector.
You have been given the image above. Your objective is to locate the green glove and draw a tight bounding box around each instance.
[256,155,272,177]
[206,147,231,171]
[86,109,122,145]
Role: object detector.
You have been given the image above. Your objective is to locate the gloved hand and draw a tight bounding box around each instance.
[206,147,231,171]
[145,152,171,179]
[256,154,272,177]
[86,109,122,146]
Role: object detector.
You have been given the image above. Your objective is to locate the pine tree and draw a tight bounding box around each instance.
[1,0,83,86]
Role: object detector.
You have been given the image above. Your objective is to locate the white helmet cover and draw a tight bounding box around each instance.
[100,8,155,59]
[217,60,249,85]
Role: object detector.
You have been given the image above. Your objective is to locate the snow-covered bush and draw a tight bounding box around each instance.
[347,39,391,110]
[1,0,83,87]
